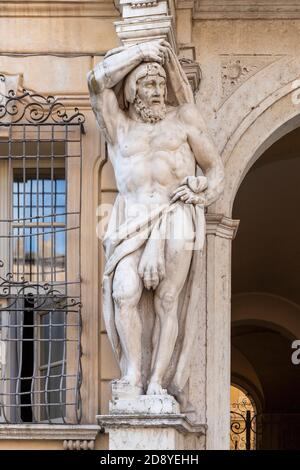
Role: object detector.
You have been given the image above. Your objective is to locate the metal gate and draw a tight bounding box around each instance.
[0,76,84,424]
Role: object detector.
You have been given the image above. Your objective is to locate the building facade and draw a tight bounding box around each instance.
[0,0,300,450]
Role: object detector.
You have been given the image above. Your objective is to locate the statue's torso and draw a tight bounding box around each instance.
[108,108,196,208]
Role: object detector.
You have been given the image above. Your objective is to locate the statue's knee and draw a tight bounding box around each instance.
[156,289,177,313]
[112,290,127,308]
[112,286,138,309]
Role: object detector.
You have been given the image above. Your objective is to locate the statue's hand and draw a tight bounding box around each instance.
[171,186,205,205]
[171,176,208,205]
[138,40,170,65]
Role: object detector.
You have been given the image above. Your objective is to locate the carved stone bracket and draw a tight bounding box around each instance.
[179,57,201,95]
[63,440,95,451]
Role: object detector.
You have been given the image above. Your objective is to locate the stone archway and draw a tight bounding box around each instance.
[213,85,300,217]
[227,117,300,449]
[205,80,300,449]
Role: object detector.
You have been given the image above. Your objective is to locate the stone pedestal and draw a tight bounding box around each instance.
[97,392,206,450]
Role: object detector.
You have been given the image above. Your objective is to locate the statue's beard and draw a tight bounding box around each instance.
[134,95,166,123]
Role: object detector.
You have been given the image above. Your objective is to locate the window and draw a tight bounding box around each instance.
[0,87,84,424]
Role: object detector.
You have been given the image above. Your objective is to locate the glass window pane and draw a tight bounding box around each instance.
[56,194,65,206]
[56,180,65,193]
[40,364,65,421]
[13,168,66,283]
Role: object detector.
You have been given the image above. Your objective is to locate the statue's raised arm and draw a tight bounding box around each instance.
[88,40,224,407]
[87,40,170,143]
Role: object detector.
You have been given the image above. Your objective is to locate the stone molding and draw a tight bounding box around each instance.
[98,414,206,435]
[194,0,300,20]
[0,1,119,17]
[5,0,300,20]
[0,424,99,441]
[206,213,239,240]
[63,439,95,450]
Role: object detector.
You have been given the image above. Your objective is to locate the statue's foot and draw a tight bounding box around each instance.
[146,381,167,395]
[116,374,143,390]
[112,374,144,398]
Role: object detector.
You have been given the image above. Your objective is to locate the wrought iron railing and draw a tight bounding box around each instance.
[230,395,261,450]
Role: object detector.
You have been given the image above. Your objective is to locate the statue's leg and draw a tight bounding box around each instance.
[147,205,194,395]
[112,248,143,388]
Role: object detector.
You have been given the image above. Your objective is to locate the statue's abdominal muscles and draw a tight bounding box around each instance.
[112,119,196,207]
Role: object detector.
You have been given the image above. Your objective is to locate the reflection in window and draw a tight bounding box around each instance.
[39,310,66,421]
[12,168,66,284]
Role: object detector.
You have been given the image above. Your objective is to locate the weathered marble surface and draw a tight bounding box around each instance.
[88,39,224,407]
[97,394,206,450]
[109,392,180,415]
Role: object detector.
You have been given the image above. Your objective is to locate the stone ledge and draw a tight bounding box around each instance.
[0,1,120,18]
[0,424,100,441]
[193,0,300,20]
[97,413,206,435]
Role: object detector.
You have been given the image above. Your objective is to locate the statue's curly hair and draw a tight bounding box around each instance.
[123,62,167,108]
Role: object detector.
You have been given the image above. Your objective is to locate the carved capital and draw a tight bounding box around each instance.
[206,214,240,240]
[114,0,177,50]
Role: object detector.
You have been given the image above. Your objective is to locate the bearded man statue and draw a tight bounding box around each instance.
[87,40,224,407]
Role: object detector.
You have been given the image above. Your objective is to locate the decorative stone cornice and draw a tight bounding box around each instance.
[0,1,119,17]
[0,424,99,441]
[206,213,240,240]
[98,414,206,435]
[194,0,300,20]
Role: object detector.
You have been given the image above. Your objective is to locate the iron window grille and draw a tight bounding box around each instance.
[0,76,84,424]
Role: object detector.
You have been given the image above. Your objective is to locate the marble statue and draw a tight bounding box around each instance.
[88,40,224,405]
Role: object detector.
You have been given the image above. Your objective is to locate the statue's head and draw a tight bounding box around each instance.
[124,62,167,123]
